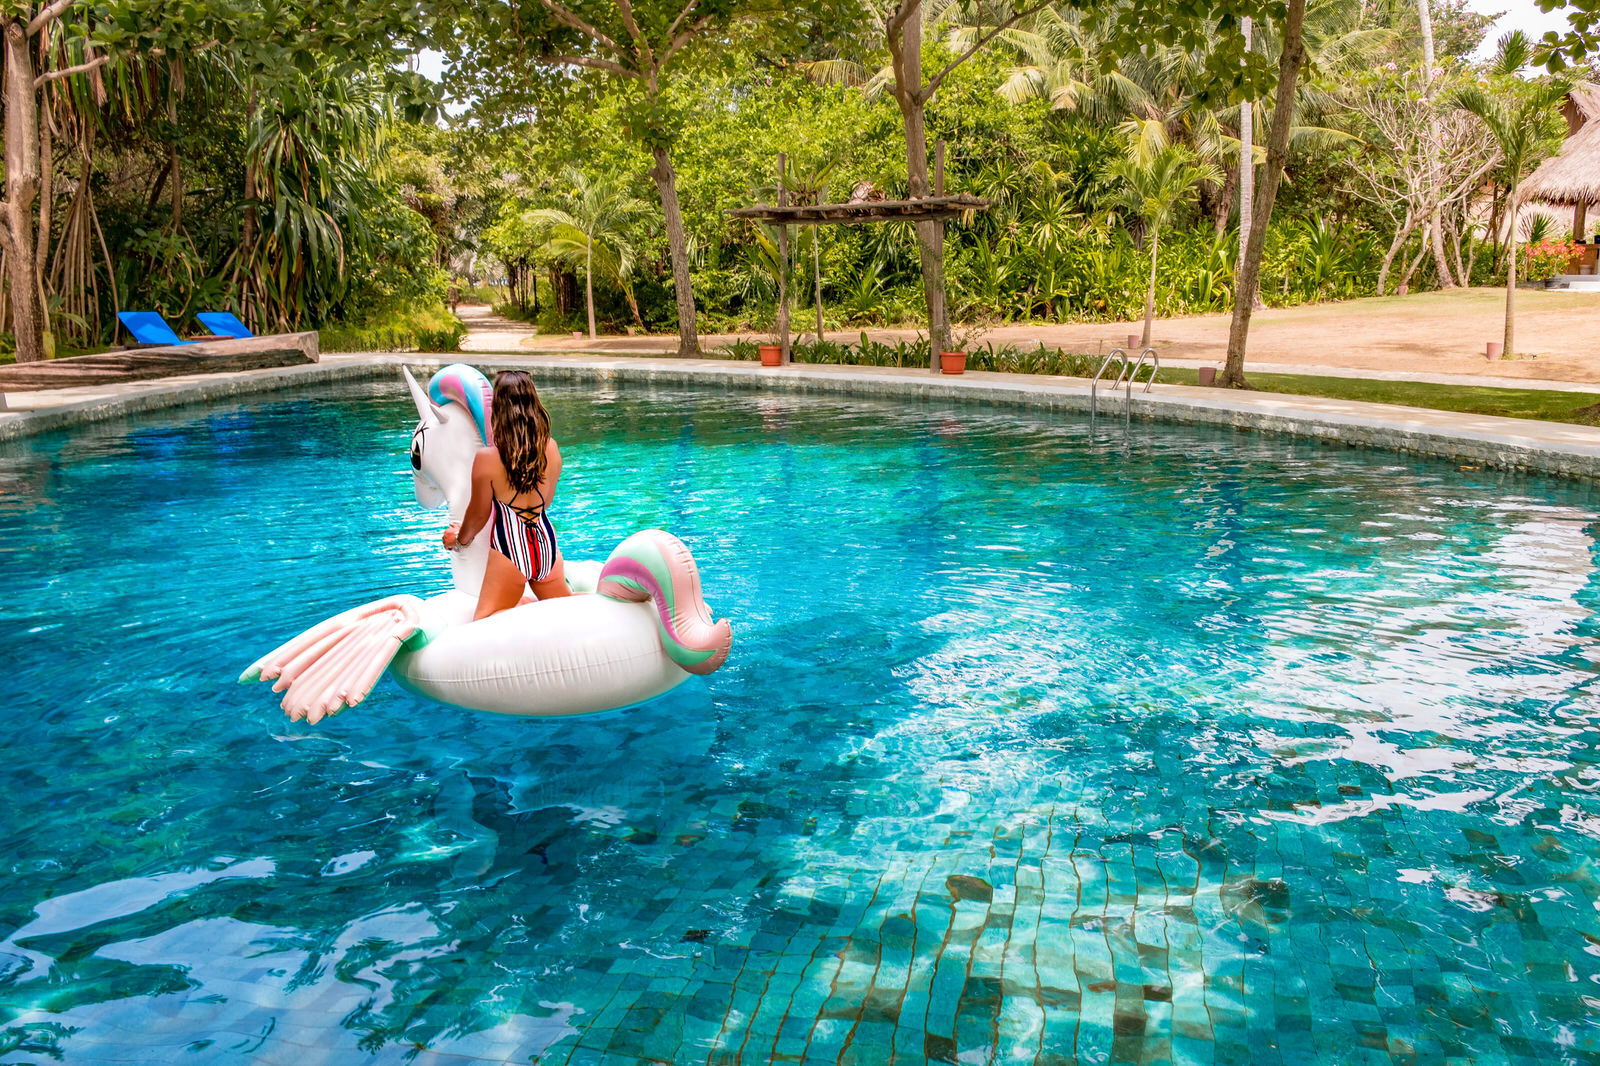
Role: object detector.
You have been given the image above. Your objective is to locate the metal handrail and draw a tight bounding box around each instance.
[1124,346,1159,396]
[1090,347,1128,420]
[1090,346,1157,422]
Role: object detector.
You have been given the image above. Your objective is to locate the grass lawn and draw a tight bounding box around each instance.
[1154,368,1600,426]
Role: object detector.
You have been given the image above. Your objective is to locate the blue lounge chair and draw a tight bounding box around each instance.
[117,311,193,347]
[195,311,254,339]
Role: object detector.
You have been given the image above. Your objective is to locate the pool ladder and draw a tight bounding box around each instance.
[1090,346,1158,426]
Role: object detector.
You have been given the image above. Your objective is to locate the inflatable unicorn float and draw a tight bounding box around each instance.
[241,364,732,722]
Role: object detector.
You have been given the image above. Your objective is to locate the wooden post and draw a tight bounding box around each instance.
[777,154,791,364]
[1576,201,1589,244]
[812,220,824,345]
[931,139,948,371]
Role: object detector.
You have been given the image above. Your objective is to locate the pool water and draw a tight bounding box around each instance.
[2,380,1599,1065]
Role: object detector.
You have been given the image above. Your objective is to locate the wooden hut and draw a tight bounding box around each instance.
[1520,85,1600,254]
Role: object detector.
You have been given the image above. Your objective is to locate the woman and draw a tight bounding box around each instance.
[442,371,572,619]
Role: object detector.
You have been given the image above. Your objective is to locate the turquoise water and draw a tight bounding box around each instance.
[2,380,1599,1065]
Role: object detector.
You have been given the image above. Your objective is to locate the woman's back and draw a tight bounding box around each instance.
[485,436,562,517]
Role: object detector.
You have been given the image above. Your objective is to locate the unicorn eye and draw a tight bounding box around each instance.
[410,438,422,470]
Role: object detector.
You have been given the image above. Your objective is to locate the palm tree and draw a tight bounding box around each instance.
[527,167,654,339]
[781,157,840,344]
[1452,35,1567,359]
[985,0,1375,233]
[1105,121,1221,347]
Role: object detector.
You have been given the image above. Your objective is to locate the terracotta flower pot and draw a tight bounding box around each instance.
[571,330,584,339]
[1486,341,1503,360]
[759,344,782,367]
[1197,366,1217,387]
[1126,333,1141,350]
[940,351,966,375]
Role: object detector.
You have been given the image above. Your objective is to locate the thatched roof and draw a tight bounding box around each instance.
[1522,85,1600,206]
[1571,83,1600,124]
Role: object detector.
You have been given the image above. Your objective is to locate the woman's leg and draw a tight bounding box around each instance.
[474,549,529,620]
[530,548,574,601]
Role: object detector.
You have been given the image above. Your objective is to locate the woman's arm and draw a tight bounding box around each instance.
[538,439,562,507]
[446,450,497,549]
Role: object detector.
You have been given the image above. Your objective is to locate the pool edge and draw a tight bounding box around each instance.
[6,353,1600,480]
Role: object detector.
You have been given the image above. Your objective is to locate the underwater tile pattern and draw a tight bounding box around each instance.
[1,381,1599,1064]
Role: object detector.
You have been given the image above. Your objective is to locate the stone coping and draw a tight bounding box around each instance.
[4,352,1600,480]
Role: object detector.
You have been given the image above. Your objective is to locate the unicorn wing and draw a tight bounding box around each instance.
[240,595,424,723]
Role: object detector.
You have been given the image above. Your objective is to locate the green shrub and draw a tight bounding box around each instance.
[710,333,1099,375]
[459,284,503,304]
[1523,238,1579,282]
[416,319,468,352]
[320,305,466,353]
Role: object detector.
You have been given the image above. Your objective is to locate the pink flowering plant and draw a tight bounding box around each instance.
[1523,238,1581,282]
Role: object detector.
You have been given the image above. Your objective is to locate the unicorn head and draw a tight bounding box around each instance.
[404,364,495,593]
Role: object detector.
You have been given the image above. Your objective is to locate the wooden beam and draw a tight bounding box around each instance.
[935,140,945,198]
[727,194,989,226]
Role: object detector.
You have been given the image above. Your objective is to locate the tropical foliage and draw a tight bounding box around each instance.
[0,0,1578,370]
[1523,237,1582,282]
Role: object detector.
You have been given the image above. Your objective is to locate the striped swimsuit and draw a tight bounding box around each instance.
[488,497,558,583]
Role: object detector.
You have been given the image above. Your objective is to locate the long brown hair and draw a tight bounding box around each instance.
[490,371,552,497]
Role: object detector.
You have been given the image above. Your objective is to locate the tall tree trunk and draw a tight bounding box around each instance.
[168,144,183,232]
[776,155,790,361]
[1239,16,1253,254]
[1237,17,1264,311]
[1396,241,1429,293]
[3,17,46,363]
[1142,225,1158,346]
[1211,166,1238,238]
[34,73,52,358]
[584,241,595,339]
[1417,0,1455,289]
[1378,214,1417,295]
[895,4,949,368]
[649,143,699,357]
[813,229,823,343]
[625,285,643,330]
[1503,183,1517,358]
[1218,0,1307,388]
[239,89,260,330]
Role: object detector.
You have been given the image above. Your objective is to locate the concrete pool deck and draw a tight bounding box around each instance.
[6,351,1600,480]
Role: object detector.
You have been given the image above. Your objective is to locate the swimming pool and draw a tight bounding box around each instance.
[1,378,1598,1065]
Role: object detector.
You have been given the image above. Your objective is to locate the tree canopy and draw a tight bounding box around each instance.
[0,0,1575,379]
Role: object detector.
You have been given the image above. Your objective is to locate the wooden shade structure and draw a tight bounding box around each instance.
[728,144,990,366]
[727,193,990,226]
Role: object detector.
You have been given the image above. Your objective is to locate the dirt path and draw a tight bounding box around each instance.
[458,304,536,353]
[461,288,1600,386]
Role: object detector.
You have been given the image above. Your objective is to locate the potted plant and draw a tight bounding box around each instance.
[759,343,782,367]
[941,325,986,376]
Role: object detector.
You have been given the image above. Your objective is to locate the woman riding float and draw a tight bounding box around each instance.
[442,371,571,619]
[241,363,732,721]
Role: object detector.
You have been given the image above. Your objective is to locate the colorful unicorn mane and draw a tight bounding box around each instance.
[428,364,494,445]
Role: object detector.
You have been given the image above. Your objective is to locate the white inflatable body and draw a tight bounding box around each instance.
[242,364,732,722]
[389,563,689,716]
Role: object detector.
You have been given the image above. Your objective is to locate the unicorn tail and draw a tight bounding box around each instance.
[597,529,732,676]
